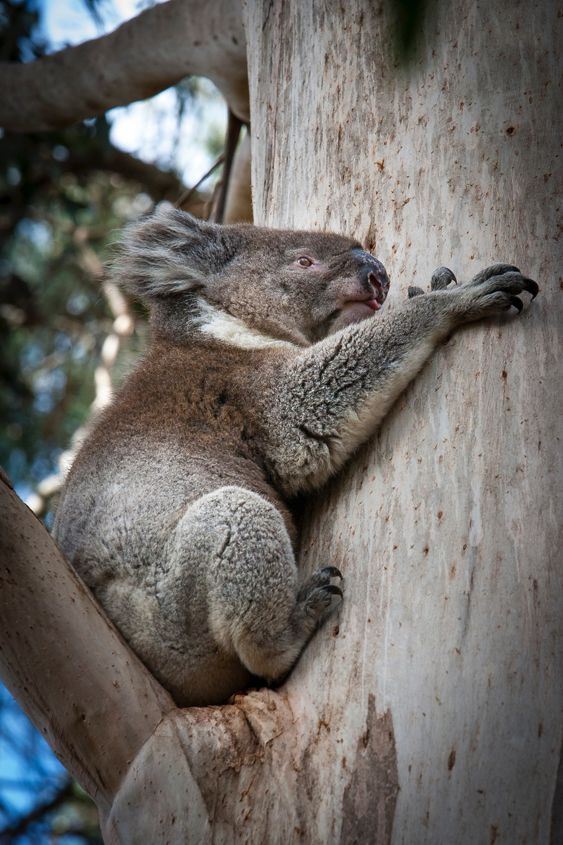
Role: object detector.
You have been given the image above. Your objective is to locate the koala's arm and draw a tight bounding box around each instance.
[264,266,538,495]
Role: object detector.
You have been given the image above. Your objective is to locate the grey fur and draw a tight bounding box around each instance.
[53,207,538,705]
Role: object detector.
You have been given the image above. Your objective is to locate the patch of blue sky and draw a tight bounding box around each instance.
[0,687,66,815]
[38,0,139,50]
[108,83,227,187]
[16,218,52,251]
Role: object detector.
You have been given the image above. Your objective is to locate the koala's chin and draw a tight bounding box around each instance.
[330,301,381,333]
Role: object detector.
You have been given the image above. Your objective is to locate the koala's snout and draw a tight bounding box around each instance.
[353,250,390,306]
[364,268,388,305]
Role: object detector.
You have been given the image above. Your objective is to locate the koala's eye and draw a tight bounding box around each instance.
[297,256,314,268]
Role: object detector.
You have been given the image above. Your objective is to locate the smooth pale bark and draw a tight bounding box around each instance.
[1,1,560,843]
[246,0,562,842]
[0,0,248,130]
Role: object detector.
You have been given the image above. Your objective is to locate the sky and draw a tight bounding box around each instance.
[39,0,227,187]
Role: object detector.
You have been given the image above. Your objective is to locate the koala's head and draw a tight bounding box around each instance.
[113,206,390,346]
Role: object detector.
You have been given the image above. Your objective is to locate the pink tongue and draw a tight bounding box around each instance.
[367,299,381,311]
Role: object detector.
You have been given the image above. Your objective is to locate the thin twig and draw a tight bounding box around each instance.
[175,154,224,209]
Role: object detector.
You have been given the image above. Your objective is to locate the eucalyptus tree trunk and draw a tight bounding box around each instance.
[1,1,560,843]
[244,1,561,841]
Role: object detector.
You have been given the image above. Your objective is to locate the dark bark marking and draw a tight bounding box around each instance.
[340,694,399,844]
[550,734,563,845]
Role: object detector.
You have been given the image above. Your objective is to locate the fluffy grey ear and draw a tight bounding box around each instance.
[112,205,224,302]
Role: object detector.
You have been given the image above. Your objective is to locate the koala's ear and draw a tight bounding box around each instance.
[112,205,226,302]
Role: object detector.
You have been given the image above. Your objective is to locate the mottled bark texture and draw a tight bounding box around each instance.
[0,0,560,843]
[246,0,562,842]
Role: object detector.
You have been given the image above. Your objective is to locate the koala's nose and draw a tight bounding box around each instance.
[353,250,390,304]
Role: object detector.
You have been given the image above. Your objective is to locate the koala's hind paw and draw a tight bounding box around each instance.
[297,565,343,596]
[316,565,343,582]
[298,566,343,623]
[304,584,343,621]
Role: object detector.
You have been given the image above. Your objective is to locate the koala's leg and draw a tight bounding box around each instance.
[166,486,342,682]
[264,266,538,494]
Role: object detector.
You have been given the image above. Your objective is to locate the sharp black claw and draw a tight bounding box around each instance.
[320,566,343,580]
[510,296,523,312]
[431,267,457,291]
[408,285,425,298]
[324,584,343,598]
[523,278,539,299]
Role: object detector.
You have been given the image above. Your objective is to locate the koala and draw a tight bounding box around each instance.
[53,206,538,706]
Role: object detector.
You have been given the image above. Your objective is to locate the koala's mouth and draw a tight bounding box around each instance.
[331,296,386,333]
[340,279,389,316]
[339,300,381,321]
[365,298,383,312]
[342,269,389,311]
[327,267,390,334]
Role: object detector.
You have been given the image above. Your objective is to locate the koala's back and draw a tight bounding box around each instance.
[54,337,292,579]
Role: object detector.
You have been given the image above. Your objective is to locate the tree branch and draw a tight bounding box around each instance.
[0,0,248,132]
[224,130,252,223]
[68,146,187,201]
[0,478,175,809]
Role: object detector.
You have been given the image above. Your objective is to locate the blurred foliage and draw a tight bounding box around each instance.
[0,121,151,505]
[0,1,208,504]
[0,3,188,508]
[0,0,45,62]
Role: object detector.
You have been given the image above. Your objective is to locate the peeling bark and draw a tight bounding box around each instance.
[341,699,398,845]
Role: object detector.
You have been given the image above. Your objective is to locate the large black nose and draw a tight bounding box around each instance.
[352,249,390,303]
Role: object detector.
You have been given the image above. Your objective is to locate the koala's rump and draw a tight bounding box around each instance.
[52,425,294,703]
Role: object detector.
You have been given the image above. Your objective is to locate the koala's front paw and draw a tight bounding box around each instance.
[461,266,539,317]
[408,266,457,299]
[431,266,457,291]
[409,263,538,324]
[297,566,343,625]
